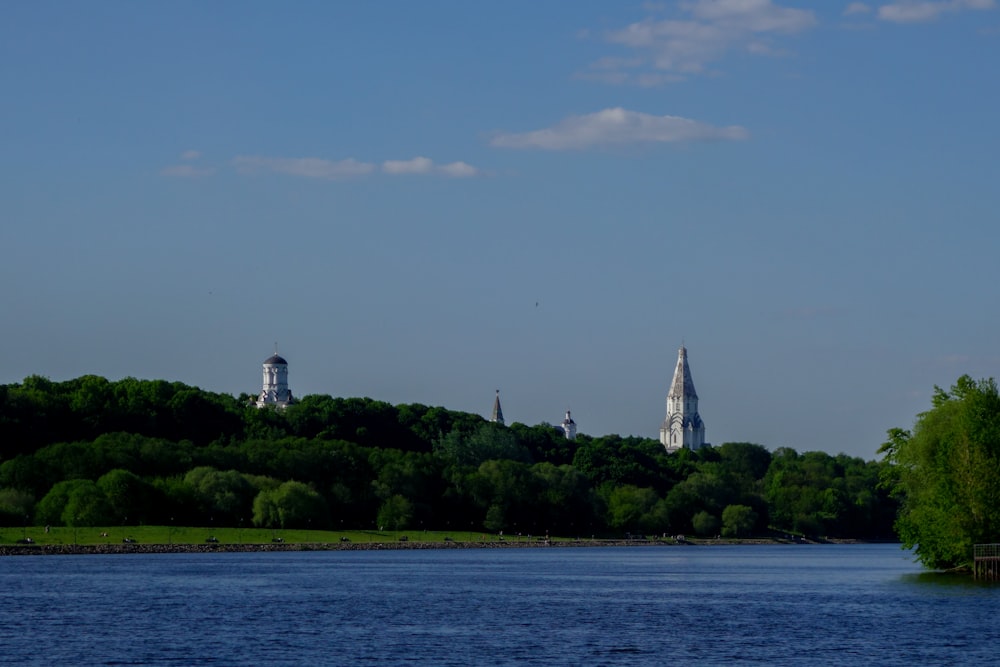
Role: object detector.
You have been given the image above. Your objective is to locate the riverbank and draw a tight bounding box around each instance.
[0,536,874,556]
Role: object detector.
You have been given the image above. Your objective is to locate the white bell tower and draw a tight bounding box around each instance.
[256,350,294,408]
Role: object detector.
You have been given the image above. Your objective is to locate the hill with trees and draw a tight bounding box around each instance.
[0,375,896,539]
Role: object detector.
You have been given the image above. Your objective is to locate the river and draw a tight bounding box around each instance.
[1,543,997,665]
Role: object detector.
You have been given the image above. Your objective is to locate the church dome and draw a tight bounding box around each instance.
[263,354,288,365]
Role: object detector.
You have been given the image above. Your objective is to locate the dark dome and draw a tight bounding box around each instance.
[263,354,288,365]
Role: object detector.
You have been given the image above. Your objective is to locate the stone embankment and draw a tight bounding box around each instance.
[0,536,867,556]
[0,539,665,556]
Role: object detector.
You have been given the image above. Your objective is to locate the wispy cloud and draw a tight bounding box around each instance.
[161,150,214,177]
[232,155,376,180]
[581,0,817,86]
[437,161,480,177]
[877,0,995,22]
[382,157,481,177]
[490,108,748,151]
[160,164,216,178]
[844,2,873,15]
[230,155,481,180]
[382,156,435,175]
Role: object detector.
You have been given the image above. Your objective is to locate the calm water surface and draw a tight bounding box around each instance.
[1,544,997,666]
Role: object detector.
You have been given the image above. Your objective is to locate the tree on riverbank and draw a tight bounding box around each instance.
[880,376,1000,570]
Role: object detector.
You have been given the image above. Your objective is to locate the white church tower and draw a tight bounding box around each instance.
[659,345,706,452]
[561,410,577,440]
[256,351,294,409]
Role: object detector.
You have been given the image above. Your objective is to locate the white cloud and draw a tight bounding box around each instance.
[746,40,787,56]
[160,164,215,178]
[606,19,728,74]
[490,108,748,151]
[230,155,480,180]
[382,156,435,174]
[588,0,817,84]
[878,0,995,22]
[588,56,647,72]
[232,155,376,179]
[684,0,817,32]
[437,161,479,178]
[161,150,211,177]
[844,2,873,15]
[635,72,687,86]
[382,157,480,177]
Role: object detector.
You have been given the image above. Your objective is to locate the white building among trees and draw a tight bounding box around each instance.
[659,345,706,452]
[561,410,577,440]
[256,352,294,408]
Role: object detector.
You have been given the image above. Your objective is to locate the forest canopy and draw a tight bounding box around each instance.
[0,375,896,539]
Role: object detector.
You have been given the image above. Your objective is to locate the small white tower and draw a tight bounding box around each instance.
[659,345,706,452]
[561,410,577,440]
[256,351,294,409]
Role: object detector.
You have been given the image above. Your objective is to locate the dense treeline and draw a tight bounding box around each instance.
[0,375,896,538]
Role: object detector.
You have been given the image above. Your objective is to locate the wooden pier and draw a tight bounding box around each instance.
[973,544,1000,580]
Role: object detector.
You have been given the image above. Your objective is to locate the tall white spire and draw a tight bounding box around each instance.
[490,389,504,425]
[659,345,706,452]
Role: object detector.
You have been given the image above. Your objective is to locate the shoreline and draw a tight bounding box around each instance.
[0,537,880,556]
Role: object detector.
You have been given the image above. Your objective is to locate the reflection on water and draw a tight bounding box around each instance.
[902,569,998,589]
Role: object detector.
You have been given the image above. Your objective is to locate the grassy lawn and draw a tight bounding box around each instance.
[0,526,568,547]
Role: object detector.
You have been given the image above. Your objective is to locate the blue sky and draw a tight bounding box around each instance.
[3,1,998,460]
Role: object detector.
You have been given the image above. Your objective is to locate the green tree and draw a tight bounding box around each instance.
[483,503,506,532]
[691,510,719,537]
[530,462,597,532]
[36,479,113,526]
[0,488,35,526]
[763,448,880,538]
[603,485,659,532]
[465,459,535,532]
[572,435,670,491]
[35,481,73,526]
[0,454,53,497]
[377,494,413,531]
[880,376,1000,570]
[273,479,328,528]
[434,423,530,467]
[184,467,256,523]
[251,488,280,528]
[717,442,772,482]
[63,480,114,527]
[97,469,157,523]
[252,480,329,529]
[511,422,576,465]
[721,504,757,537]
